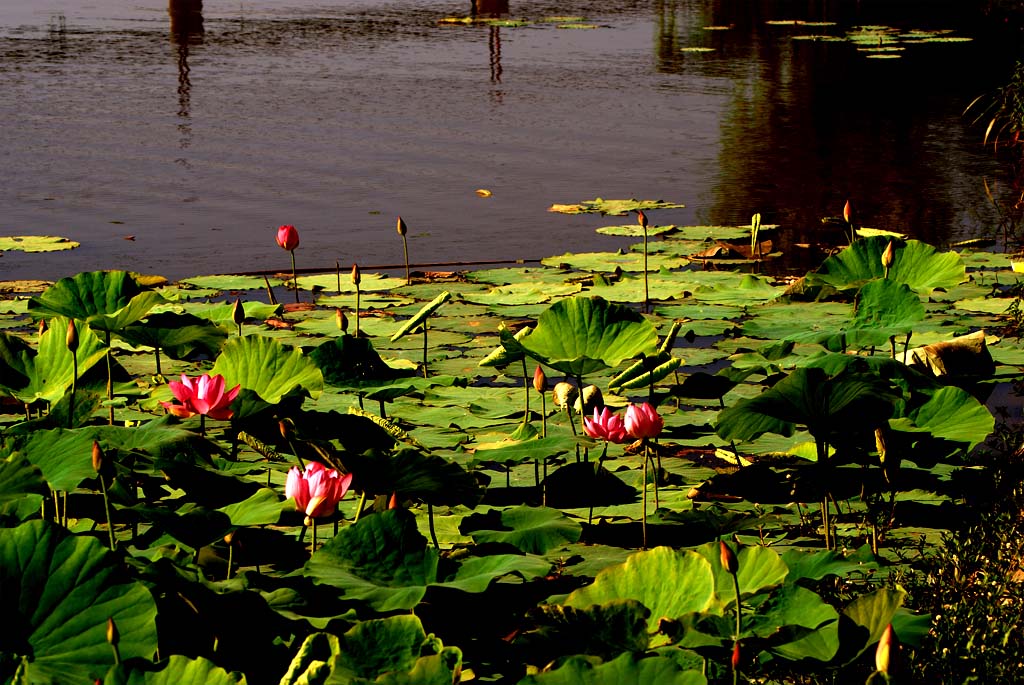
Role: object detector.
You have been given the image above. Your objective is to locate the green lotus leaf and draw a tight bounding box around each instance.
[889,385,994,451]
[754,584,840,662]
[847,278,925,346]
[541,251,687,272]
[311,334,406,385]
[696,542,789,603]
[28,270,146,322]
[103,656,246,684]
[834,588,910,665]
[548,198,685,215]
[306,509,545,611]
[782,546,879,583]
[280,618,461,685]
[0,520,158,683]
[716,367,899,446]
[175,300,283,325]
[596,224,677,237]
[464,282,582,306]
[517,296,659,377]
[610,356,682,390]
[565,547,716,646]
[216,487,288,527]
[517,600,652,663]
[586,274,691,303]
[343,446,483,508]
[390,291,451,341]
[691,274,783,304]
[459,505,583,554]
[807,238,965,295]
[0,453,47,506]
[518,652,706,685]
[478,326,532,368]
[118,312,228,360]
[180,274,280,291]
[0,235,79,252]
[295,272,408,293]
[211,335,323,411]
[0,317,107,404]
[469,435,577,467]
[87,291,167,334]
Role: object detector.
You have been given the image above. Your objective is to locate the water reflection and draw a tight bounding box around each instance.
[472,0,508,91]
[169,0,203,157]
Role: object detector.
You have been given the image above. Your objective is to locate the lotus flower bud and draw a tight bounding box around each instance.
[38,319,47,337]
[223,530,236,546]
[66,319,78,353]
[397,216,408,237]
[351,263,361,286]
[533,365,547,394]
[388,492,399,510]
[843,199,855,225]
[637,209,648,230]
[279,419,291,441]
[231,299,245,327]
[573,385,604,415]
[303,515,313,527]
[106,617,119,647]
[336,308,348,332]
[731,641,741,671]
[875,623,896,674]
[720,540,738,575]
[92,441,105,474]
[881,240,895,271]
[552,382,578,409]
[276,224,300,251]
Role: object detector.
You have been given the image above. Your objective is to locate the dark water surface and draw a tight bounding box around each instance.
[0,0,1013,281]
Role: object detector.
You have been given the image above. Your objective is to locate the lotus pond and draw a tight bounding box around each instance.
[1,211,1022,684]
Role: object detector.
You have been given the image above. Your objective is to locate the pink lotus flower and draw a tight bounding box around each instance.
[583,407,629,444]
[625,402,663,440]
[161,373,240,420]
[276,224,300,251]
[285,461,353,518]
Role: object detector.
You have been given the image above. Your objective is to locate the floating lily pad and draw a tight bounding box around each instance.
[180,275,280,291]
[0,236,79,252]
[596,224,677,237]
[548,198,685,216]
[542,251,687,272]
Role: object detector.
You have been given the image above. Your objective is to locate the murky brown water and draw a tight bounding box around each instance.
[0,0,1012,281]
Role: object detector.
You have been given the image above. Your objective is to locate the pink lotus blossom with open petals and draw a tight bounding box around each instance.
[285,461,353,519]
[161,373,240,421]
[625,402,663,440]
[276,224,300,251]
[583,407,630,444]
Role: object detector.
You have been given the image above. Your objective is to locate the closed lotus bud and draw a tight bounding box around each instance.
[843,199,855,225]
[231,299,245,326]
[38,319,47,337]
[552,382,578,409]
[573,385,604,415]
[92,441,105,474]
[731,641,741,671]
[875,427,888,465]
[720,540,739,575]
[351,263,361,286]
[106,617,120,647]
[533,365,547,394]
[66,319,79,353]
[388,492,399,510]
[336,308,348,332]
[637,209,648,229]
[303,515,313,527]
[875,623,897,674]
[397,216,408,237]
[279,419,291,441]
[881,240,895,270]
[223,530,236,546]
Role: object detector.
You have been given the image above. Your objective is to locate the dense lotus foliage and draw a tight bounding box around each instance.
[1,214,1021,684]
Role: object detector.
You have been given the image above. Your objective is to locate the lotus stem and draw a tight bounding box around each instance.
[903,332,911,364]
[642,440,649,550]
[402,235,410,285]
[155,345,163,375]
[652,446,661,510]
[521,358,530,424]
[355,284,361,337]
[62,491,67,528]
[378,399,387,418]
[69,351,77,429]
[642,227,650,313]
[588,442,609,526]
[226,536,234,580]
[889,336,896,360]
[105,332,114,426]
[540,392,547,437]
[290,249,299,303]
[427,503,440,549]
[200,414,206,438]
[422,325,428,378]
[353,491,366,523]
[99,473,116,551]
[311,519,318,552]
[263,274,278,305]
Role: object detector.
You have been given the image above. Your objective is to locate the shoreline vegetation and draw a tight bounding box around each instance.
[0,212,1023,683]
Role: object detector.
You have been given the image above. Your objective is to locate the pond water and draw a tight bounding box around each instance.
[0,0,1014,282]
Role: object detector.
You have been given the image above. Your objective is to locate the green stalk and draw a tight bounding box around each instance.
[422,325,428,378]
[428,503,440,549]
[105,332,114,426]
[69,350,77,429]
[353,491,366,523]
[642,440,649,550]
[521,358,530,424]
[589,441,609,526]
[290,249,298,303]
[355,284,361,337]
[642,224,649,312]
[402,234,410,285]
[540,392,547,437]
[99,474,116,551]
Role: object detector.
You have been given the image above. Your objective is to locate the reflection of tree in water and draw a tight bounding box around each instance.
[471,0,508,99]
[653,0,1001,252]
[169,0,203,156]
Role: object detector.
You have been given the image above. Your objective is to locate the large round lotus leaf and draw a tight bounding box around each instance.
[86,291,167,334]
[695,542,789,602]
[518,651,706,684]
[890,386,994,451]
[390,291,451,341]
[755,584,841,662]
[541,251,687,272]
[0,454,47,507]
[463,282,582,306]
[834,588,908,665]
[0,235,79,252]
[548,198,685,215]
[118,312,228,360]
[211,335,323,408]
[565,547,716,646]
[459,505,582,554]
[690,274,782,304]
[808,238,965,294]
[342,446,483,507]
[0,316,107,405]
[171,300,282,325]
[516,296,659,377]
[849,278,925,335]
[28,270,146,322]
[103,656,246,684]
[311,335,403,385]
[596,224,677,237]
[585,275,691,303]
[466,267,575,286]
[0,520,158,683]
[469,435,578,467]
[180,275,281,291]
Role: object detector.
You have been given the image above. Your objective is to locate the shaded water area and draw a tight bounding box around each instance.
[0,0,1016,281]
